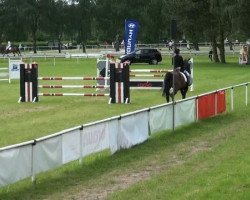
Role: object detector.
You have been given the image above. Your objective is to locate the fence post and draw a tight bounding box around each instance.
[231,87,234,111]
[79,126,83,165]
[246,83,248,106]
[215,91,218,115]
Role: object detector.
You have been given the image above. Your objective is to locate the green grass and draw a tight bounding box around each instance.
[0,55,249,147]
[108,108,250,200]
[0,55,249,199]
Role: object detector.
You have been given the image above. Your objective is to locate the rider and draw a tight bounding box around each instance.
[172,48,184,70]
[6,41,11,51]
[172,48,191,85]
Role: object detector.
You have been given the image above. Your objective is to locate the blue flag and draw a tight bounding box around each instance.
[124,19,139,54]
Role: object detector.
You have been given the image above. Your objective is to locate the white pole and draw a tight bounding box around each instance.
[215,92,218,115]
[196,97,199,121]
[246,84,248,106]
[105,58,109,88]
[31,142,36,184]
[172,50,175,131]
[79,126,83,165]
[190,58,194,91]
[231,88,234,111]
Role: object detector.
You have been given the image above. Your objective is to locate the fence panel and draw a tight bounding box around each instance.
[117,111,149,149]
[0,145,32,187]
[149,104,173,135]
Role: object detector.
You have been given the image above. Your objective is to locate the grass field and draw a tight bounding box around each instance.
[0,55,249,199]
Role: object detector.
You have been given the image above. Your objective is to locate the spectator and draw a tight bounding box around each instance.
[168,40,173,50]
[187,41,190,50]
[209,50,213,61]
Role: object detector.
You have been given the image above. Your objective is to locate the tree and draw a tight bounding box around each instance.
[74,0,94,52]
[41,0,68,53]
[174,0,237,63]
[0,0,27,43]
[231,0,250,40]
[22,0,48,53]
[139,0,171,43]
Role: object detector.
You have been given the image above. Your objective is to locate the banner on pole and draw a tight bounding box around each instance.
[124,19,139,54]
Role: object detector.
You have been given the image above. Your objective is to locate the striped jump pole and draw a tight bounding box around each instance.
[38,85,109,89]
[38,77,110,81]
[129,69,169,73]
[129,74,165,77]
[19,62,130,104]
[38,93,109,96]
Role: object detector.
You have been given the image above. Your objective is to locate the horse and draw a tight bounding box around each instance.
[0,45,21,56]
[162,59,191,102]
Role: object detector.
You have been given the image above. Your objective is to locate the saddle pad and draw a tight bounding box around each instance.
[180,72,187,82]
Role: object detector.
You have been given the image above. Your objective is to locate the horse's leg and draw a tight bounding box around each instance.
[181,90,186,99]
[166,95,170,102]
[181,86,188,99]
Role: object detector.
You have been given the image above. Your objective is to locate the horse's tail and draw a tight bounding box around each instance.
[162,71,172,97]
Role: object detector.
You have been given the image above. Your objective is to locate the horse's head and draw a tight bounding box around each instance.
[183,59,191,74]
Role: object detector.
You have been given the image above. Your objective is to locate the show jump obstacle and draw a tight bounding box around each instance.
[97,58,194,91]
[97,58,164,90]
[19,62,130,104]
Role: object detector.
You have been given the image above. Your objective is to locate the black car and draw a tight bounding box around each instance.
[119,48,162,65]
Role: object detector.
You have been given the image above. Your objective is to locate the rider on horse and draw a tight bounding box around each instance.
[6,41,11,51]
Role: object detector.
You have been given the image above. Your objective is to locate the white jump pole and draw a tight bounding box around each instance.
[231,87,234,111]
[246,84,248,106]
[189,58,194,92]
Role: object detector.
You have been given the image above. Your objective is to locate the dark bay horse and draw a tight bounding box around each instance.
[162,60,192,102]
[162,69,189,102]
[0,45,21,56]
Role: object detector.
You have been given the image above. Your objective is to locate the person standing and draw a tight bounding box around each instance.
[209,50,213,61]
[168,40,173,50]
[187,41,190,50]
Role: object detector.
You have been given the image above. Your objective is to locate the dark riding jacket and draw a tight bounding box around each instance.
[172,54,184,69]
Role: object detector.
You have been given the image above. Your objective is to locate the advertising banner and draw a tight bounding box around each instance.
[9,59,22,79]
[124,19,139,54]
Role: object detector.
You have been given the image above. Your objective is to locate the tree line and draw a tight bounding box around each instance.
[0,0,249,62]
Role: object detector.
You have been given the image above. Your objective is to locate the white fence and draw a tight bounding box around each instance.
[0,67,9,83]
[0,82,249,188]
[0,42,244,60]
